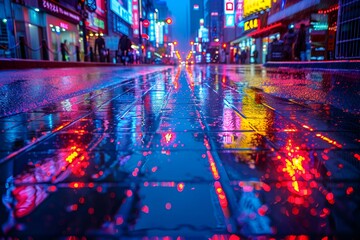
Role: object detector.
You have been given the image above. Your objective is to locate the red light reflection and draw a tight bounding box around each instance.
[278,139,313,196]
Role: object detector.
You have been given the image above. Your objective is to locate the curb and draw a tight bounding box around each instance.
[264,60,360,72]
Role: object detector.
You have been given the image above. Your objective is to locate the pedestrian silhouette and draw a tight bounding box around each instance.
[118,35,131,65]
[253,49,259,63]
[60,40,69,61]
[295,24,306,61]
[94,34,106,62]
[283,28,296,61]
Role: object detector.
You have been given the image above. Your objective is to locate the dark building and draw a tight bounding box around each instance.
[189,0,204,43]
[336,0,360,59]
[204,0,223,43]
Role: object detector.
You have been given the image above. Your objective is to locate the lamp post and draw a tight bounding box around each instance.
[78,0,89,61]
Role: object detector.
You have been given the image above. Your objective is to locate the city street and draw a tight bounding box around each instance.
[0,64,359,239]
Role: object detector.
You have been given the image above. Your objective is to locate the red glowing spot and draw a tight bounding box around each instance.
[79,197,85,204]
[165,202,172,210]
[132,168,139,177]
[292,207,299,215]
[151,166,158,172]
[88,182,94,188]
[310,208,317,216]
[321,154,329,160]
[68,204,78,211]
[346,186,354,195]
[310,181,317,188]
[144,181,149,187]
[326,192,335,204]
[298,236,310,240]
[177,183,185,192]
[320,208,330,217]
[354,153,360,161]
[116,216,124,225]
[69,182,85,189]
[126,190,133,197]
[48,185,57,192]
[229,235,241,240]
[141,205,149,213]
[262,183,271,192]
[258,205,268,216]
[96,186,103,192]
[294,197,304,205]
[88,208,94,215]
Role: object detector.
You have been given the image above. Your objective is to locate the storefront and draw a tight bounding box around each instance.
[231,17,259,64]
[2,1,46,60]
[39,0,81,61]
[86,0,107,56]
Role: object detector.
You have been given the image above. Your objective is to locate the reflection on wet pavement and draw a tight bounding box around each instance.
[0,65,359,239]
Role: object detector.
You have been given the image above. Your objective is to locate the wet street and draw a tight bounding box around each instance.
[0,64,359,239]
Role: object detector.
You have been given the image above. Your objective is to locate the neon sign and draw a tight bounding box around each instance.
[243,0,271,17]
[244,18,258,31]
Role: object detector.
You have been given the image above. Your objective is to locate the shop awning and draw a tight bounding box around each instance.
[247,22,283,38]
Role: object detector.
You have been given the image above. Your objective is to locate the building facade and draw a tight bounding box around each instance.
[336,0,360,59]
[229,0,340,64]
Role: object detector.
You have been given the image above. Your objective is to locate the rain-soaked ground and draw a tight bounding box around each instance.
[0,64,359,239]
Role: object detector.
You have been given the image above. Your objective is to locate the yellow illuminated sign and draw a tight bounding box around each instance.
[243,0,272,17]
[244,18,258,31]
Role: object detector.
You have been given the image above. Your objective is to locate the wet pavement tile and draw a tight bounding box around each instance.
[133,183,228,235]
[0,65,359,238]
[135,150,214,182]
[207,131,273,150]
[0,184,129,237]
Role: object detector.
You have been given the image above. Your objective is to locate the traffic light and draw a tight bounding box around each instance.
[174,41,178,45]
[165,18,172,24]
[190,41,194,45]
[222,43,227,49]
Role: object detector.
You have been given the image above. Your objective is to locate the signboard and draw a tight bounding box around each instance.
[244,18,258,31]
[243,0,271,17]
[110,0,133,24]
[39,0,80,23]
[132,0,139,37]
[224,0,235,14]
[225,14,235,28]
[149,13,155,42]
[236,0,244,24]
[86,0,107,33]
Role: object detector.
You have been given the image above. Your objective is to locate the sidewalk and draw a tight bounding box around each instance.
[264,60,360,71]
[0,58,139,70]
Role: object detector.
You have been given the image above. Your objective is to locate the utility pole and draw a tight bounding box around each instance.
[78,0,89,61]
[138,0,143,63]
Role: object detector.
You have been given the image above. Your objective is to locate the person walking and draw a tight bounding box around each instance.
[253,49,259,63]
[295,24,307,61]
[94,34,106,62]
[118,35,130,65]
[60,40,69,61]
[283,28,296,61]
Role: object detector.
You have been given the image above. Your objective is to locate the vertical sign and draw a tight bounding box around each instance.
[149,13,155,42]
[132,0,139,37]
[224,0,235,14]
[224,0,235,28]
[236,0,244,25]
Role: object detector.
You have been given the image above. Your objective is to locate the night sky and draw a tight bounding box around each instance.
[164,0,190,56]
